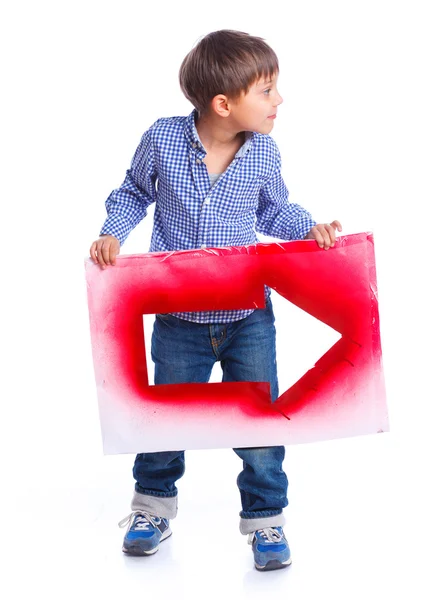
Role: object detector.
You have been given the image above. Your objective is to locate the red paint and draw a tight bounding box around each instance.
[86,233,386,425]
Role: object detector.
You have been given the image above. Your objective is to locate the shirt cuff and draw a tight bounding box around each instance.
[100,214,132,246]
[290,214,316,240]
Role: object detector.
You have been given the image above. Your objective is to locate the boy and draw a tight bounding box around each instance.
[90,30,341,571]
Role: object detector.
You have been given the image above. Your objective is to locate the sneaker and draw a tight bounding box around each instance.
[118,511,172,556]
[248,527,292,571]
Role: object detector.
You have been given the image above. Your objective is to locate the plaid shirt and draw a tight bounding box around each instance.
[100,110,316,323]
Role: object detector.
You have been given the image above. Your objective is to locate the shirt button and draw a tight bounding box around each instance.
[204,198,210,205]
[192,142,198,148]
[196,158,201,165]
[201,244,206,249]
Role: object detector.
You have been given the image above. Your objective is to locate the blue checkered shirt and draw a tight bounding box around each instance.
[100,110,316,323]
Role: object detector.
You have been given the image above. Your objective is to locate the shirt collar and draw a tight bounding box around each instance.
[184,110,255,157]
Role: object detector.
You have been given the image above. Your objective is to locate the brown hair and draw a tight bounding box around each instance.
[179,30,279,114]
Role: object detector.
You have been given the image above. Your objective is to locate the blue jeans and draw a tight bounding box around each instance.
[132,300,288,534]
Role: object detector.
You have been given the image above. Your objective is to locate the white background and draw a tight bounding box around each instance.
[1,1,431,598]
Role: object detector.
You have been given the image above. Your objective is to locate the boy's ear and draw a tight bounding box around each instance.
[211,94,231,118]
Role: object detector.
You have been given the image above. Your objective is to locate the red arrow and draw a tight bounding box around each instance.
[86,232,388,452]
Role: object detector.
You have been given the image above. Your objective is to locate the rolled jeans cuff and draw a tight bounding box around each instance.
[131,490,178,520]
[239,511,285,535]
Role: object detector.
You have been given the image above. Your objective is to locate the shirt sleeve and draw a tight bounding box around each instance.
[256,144,316,240]
[99,123,158,245]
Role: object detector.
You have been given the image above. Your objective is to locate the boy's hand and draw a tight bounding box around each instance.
[90,235,120,269]
[305,220,342,250]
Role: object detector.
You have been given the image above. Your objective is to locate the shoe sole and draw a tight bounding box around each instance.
[122,528,172,556]
[255,557,292,571]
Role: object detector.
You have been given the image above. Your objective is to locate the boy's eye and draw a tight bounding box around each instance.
[263,88,271,95]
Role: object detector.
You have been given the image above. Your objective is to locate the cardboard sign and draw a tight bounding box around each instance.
[85,232,388,453]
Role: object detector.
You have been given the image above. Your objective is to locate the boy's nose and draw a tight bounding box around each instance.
[274,90,283,106]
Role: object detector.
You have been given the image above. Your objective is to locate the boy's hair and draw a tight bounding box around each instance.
[179,30,279,114]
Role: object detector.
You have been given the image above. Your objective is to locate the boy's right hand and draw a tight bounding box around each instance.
[90,235,120,269]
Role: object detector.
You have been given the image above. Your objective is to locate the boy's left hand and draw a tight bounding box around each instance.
[305,220,342,250]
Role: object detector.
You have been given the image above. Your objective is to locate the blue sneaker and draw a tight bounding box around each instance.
[118,511,172,556]
[248,527,292,571]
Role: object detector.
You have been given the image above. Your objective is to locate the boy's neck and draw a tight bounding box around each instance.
[196,113,244,151]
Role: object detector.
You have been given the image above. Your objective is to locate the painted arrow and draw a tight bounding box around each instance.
[86,232,388,453]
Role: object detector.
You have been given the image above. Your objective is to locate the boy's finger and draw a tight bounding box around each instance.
[314,230,324,248]
[100,242,112,266]
[322,229,332,249]
[95,245,107,267]
[331,220,342,232]
[90,242,98,264]
[325,224,336,245]
[109,245,118,265]
[95,243,107,267]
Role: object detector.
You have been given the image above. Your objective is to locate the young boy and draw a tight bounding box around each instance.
[90,29,341,571]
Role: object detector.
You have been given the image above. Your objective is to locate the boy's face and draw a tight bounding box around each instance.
[228,74,283,135]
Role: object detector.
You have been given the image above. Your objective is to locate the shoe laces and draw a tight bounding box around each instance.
[118,511,161,531]
[248,527,283,545]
